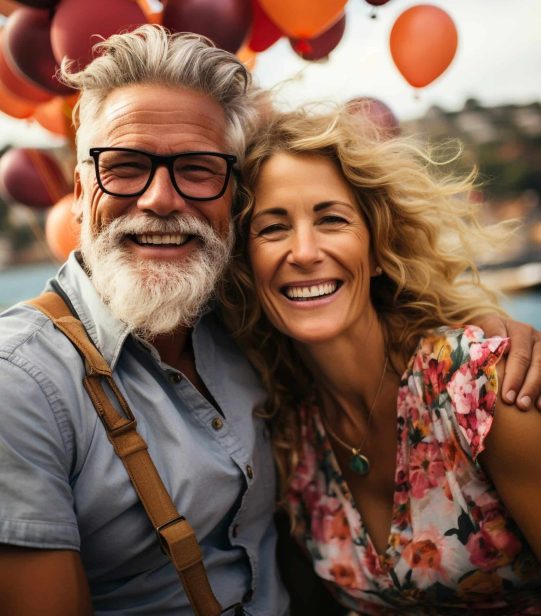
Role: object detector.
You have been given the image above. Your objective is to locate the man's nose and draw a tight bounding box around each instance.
[136,165,188,216]
[286,226,322,268]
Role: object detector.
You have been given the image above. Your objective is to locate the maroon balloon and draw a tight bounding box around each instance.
[13,0,58,7]
[365,0,391,5]
[50,0,147,70]
[3,7,73,95]
[0,31,52,103]
[290,14,345,61]
[346,97,400,139]
[0,148,70,209]
[163,0,252,54]
[248,0,282,53]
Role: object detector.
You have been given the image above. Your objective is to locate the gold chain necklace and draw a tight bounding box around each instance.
[319,353,389,476]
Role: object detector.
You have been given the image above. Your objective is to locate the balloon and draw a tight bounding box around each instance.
[3,7,74,95]
[248,0,282,52]
[45,192,80,262]
[0,78,37,118]
[51,0,147,70]
[0,0,19,16]
[346,96,400,139]
[258,0,347,39]
[0,148,70,209]
[290,14,345,61]
[390,5,458,89]
[0,31,53,103]
[163,0,252,54]
[32,93,78,138]
[236,43,258,71]
[365,0,391,5]
[12,0,58,7]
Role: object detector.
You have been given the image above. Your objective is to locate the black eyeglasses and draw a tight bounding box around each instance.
[89,147,237,201]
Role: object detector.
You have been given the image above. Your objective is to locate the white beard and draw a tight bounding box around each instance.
[80,212,233,339]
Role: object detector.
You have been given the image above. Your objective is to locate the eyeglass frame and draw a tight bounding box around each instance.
[88,147,237,201]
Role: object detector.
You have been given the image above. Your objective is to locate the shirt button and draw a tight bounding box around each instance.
[168,373,182,384]
[242,590,253,603]
[231,524,239,538]
[246,465,254,480]
[211,417,224,430]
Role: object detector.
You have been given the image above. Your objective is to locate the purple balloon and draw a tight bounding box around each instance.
[346,97,400,139]
[290,15,346,61]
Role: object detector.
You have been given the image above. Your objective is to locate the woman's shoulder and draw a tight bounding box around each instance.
[410,324,509,382]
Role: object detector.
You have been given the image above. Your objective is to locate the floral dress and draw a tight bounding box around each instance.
[286,326,541,615]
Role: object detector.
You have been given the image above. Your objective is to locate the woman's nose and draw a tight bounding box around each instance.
[286,227,322,267]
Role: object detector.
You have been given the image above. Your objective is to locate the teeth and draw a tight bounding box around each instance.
[285,282,338,300]
[135,233,188,246]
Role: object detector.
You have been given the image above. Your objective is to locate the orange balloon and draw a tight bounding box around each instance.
[258,0,347,39]
[236,43,257,71]
[33,93,78,139]
[45,193,81,262]
[0,77,37,118]
[390,5,458,89]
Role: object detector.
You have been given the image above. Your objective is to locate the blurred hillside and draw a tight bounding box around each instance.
[1,98,541,268]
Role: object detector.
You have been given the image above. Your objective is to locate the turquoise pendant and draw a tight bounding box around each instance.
[349,451,370,475]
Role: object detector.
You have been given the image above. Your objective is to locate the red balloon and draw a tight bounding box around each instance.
[0,148,70,209]
[163,0,252,54]
[290,14,345,61]
[248,0,282,53]
[3,7,73,95]
[0,30,52,102]
[50,0,147,70]
[346,96,400,139]
[45,192,80,262]
[390,5,458,89]
[13,0,58,7]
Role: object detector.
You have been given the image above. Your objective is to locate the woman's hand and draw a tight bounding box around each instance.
[476,315,541,411]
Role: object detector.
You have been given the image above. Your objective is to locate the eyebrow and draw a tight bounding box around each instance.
[250,200,355,223]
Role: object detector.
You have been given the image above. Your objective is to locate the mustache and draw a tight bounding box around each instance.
[99,214,216,242]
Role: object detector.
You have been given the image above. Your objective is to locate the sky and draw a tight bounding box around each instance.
[252,0,541,120]
[0,0,540,147]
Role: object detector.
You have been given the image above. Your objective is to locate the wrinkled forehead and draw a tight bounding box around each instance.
[76,84,229,162]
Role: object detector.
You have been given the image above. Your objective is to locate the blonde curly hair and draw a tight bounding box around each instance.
[218,106,510,495]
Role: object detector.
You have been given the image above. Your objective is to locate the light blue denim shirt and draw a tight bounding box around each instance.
[0,253,288,616]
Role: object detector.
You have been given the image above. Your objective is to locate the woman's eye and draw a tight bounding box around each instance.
[258,223,287,236]
[320,215,348,225]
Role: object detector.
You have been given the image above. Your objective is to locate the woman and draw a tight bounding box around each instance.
[220,108,541,614]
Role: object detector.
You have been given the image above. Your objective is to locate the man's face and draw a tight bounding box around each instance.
[76,83,233,254]
[74,84,235,337]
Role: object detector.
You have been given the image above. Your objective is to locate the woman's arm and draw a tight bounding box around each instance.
[479,361,541,562]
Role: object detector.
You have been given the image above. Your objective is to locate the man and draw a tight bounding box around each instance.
[0,26,287,615]
[0,25,538,616]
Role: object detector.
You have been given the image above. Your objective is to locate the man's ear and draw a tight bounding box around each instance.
[72,167,84,221]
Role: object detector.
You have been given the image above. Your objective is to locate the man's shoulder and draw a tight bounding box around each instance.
[0,301,84,377]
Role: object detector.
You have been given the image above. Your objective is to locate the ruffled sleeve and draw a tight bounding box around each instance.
[445,325,509,460]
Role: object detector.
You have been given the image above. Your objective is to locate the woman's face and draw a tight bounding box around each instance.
[248,152,377,346]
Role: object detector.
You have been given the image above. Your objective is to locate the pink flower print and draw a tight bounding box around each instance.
[467,511,522,570]
[409,441,446,499]
[310,497,345,543]
[448,366,479,416]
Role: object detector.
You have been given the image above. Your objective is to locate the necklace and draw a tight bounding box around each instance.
[320,353,389,476]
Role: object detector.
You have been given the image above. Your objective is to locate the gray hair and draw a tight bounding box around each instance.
[60,25,254,163]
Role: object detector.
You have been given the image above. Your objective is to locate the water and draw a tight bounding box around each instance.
[0,262,540,328]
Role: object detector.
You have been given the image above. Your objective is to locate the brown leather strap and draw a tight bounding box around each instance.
[27,292,222,616]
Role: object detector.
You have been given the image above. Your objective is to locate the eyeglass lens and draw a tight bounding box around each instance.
[96,150,230,199]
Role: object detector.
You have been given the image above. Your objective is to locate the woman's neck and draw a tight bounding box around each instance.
[297,309,389,420]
